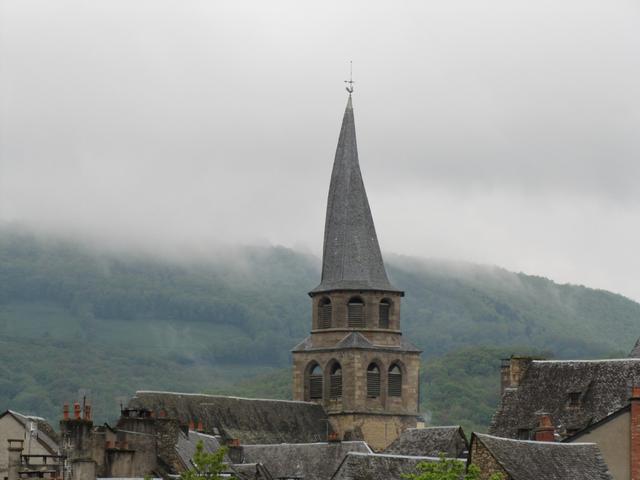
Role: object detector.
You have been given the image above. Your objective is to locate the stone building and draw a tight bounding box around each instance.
[291,94,422,451]
[0,411,59,480]
[563,386,640,480]
[491,355,640,440]
[468,433,612,480]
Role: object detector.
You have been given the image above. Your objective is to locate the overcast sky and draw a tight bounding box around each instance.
[1,0,640,300]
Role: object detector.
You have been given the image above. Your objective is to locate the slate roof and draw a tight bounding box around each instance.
[489,359,640,438]
[2,410,59,453]
[292,332,421,353]
[128,391,330,444]
[629,338,640,357]
[311,95,400,294]
[174,430,223,470]
[239,441,371,480]
[330,452,450,480]
[472,433,613,480]
[383,426,468,458]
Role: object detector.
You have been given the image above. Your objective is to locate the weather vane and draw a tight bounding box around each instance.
[344,61,354,94]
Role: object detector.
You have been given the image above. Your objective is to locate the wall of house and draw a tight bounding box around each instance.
[330,413,417,452]
[0,415,51,480]
[469,440,510,480]
[567,411,630,480]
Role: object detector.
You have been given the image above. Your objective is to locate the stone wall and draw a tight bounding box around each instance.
[469,439,510,480]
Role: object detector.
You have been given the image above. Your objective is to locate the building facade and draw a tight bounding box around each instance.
[291,94,421,451]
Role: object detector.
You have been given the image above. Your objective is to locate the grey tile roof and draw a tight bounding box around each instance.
[239,441,371,480]
[489,359,640,438]
[174,430,223,470]
[629,338,640,357]
[472,433,613,480]
[129,391,330,444]
[292,332,421,353]
[330,452,450,480]
[311,96,400,294]
[3,410,59,453]
[383,426,468,458]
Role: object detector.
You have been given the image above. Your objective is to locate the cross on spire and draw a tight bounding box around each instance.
[344,61,354,94]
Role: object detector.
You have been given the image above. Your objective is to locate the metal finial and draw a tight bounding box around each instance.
[344,61,354,94]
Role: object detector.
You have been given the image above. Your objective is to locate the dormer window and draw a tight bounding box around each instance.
[348,297,365,328]
[568,392,581,407]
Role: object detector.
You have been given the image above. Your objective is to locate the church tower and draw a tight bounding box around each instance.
[292,93,422,451]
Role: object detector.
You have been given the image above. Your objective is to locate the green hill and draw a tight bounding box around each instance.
[0,226,638,432]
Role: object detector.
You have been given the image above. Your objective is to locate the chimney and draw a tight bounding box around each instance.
[7,439,24,480]
[503,356,534,391]
[226,439,243,464]
[63,403,70,421]
[534,413,555,442]
[631,387,640,480]
[74,402,82,420]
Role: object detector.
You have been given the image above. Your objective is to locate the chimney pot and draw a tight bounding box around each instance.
[534,413,555,442]
[197,420,204,432]
[188,420,195,431]
[73,402,81,420]
[63,404,70,421]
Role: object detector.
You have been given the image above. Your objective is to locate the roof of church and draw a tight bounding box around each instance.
[128,391,330,444]
[383,426,468,458]
[311,96,400,294]
[471,433,613,480]
[489,358,640,438]
[174,430,223,471]
[291,332,421,353]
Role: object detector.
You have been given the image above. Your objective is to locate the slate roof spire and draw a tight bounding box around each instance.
[312,95,400,294]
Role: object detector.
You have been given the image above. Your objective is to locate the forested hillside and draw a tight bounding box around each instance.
[1,226,638,432]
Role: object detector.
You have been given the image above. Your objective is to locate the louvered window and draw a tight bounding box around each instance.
[348,298,365,328]
[330,364,342,398]
[309,365,323,400]
[318,299,332,329]
[367,364,381,398]
[388,364,402,397]
[379,300,391,329]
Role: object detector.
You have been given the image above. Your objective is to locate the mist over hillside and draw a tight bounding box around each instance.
[0,225,638,431]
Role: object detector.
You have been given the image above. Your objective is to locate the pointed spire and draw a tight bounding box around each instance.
[312,96,399,293]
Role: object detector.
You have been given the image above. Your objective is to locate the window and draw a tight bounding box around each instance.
[318,298,332,329]
[568,392,581,407]
[367,364,381,398]
[330,363,342,398]
[348,297,365,328]
[379,299,391,329]
[309,364,323,400]
[388,364,402,397]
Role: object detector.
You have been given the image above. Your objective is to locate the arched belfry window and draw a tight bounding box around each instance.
[348,297,365,328]
[379,299,391,329]
[318,297,332,329]
[388,364,402,397]
[367,364,381,398]
[330,363,342,398]
[309,364,323,400]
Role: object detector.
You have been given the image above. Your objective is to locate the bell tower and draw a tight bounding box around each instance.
[292,92,422,451]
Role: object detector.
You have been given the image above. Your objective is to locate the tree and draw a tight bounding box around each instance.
[402,454,504,480]
[180,440,234,480]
